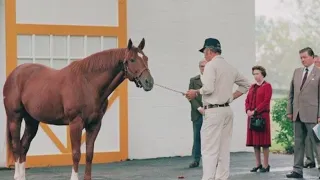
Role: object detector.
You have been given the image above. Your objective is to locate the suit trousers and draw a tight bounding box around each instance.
[192,116,203,162]
[304,134,315,164]
[293,115,320,175]
[201,106,233,180]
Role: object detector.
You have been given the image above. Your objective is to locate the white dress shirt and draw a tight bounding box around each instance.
[302,63,314,80]
[198,55,250,106]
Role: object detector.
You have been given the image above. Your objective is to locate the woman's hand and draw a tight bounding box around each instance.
[247,110,254,117]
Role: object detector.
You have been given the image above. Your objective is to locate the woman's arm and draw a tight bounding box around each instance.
[254,83,272,114]
[245,86,253,113]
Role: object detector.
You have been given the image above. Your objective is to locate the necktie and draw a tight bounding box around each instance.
[300,68,309,90]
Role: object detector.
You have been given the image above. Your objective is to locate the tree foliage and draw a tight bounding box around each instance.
[256,0,320,92]
[271,98,294,154]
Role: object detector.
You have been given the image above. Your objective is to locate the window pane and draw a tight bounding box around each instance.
[18,58,33,65]
[35,59,51,67]
[86,36,101,56]
[34,35,50,57]
[53,36,67,57]
[52,59,68,69]
[103,37,117,50]
[70,36,84,57]
[17,35,32,57]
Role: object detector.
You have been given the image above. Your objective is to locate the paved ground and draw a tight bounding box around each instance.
[0,152,320,180]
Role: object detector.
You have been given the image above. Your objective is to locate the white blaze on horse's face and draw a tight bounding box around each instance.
[138,52,144,59]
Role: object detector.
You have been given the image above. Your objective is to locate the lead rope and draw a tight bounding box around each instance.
[154,83,186,95]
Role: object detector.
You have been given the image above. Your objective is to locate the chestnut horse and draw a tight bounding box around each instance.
[3,38,154,180]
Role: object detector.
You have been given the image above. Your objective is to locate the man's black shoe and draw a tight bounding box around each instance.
[189,161,200,168]
[304,162,316,168]
[286,171,303,178]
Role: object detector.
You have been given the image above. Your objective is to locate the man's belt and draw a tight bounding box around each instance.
[204,103,229,109]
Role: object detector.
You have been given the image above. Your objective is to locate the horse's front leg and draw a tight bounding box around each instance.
[69,116,84,180]
[84,121,102,180]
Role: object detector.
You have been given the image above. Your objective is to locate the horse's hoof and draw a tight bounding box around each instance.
[70,176,79,180]
[70,174,79,180]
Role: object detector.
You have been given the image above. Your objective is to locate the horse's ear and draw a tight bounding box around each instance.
[127,38,133,50]
[138,38,145,50]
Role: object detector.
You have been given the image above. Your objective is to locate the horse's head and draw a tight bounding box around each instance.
[123,38,154,91]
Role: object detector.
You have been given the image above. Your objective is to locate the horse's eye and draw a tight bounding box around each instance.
[130,59,135,63]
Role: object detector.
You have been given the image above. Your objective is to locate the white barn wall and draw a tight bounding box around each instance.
[0,0,7,167]
[16,0,118,26]
[0,0,256,167]
[127,0,256,159]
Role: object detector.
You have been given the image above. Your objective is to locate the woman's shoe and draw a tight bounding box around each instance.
[250,164,262,172]
[260,165,270,172]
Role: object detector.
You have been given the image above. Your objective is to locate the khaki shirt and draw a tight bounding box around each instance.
[199,55,250,106]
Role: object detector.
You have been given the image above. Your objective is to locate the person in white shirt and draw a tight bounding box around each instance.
[186,38,250,180]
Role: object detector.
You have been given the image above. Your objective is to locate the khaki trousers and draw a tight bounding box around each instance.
[201,106,234,180]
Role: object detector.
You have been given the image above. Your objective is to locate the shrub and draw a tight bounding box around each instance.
[271,97,294,154]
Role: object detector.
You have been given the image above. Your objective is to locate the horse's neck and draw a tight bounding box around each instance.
[70,49,126,99]
[87,70,124,96]
[101,71,125,102]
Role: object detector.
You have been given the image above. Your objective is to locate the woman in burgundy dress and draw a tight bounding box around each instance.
[245,65,272,173]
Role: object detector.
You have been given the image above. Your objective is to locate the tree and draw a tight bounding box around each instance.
[256,0,320,95]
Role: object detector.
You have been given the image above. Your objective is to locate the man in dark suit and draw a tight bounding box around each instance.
[188,59,207,168]
[286,48,320,178]
[303,54,319,169]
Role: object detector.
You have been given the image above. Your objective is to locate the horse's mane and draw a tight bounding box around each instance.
[68,48,127,74]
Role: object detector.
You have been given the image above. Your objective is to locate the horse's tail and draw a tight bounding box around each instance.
[6,115,13,167]
[6,116,11,145]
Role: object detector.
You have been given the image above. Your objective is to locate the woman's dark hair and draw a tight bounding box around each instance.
[252,65,267,77]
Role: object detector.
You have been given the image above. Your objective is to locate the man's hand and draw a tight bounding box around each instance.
[198,107,205,115]
[232,91,244,101]
[287,114,293,120]
[186,89,198,100]
[247,110,254,117]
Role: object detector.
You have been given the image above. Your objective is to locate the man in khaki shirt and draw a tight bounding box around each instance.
[186,38,251,180]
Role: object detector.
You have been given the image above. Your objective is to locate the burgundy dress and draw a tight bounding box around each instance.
[245,81,272,147]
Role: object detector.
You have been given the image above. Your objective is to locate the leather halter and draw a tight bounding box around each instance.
[122,52,149,88]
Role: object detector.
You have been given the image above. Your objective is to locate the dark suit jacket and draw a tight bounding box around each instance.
[189,74,203,121]
[287,66,320,123]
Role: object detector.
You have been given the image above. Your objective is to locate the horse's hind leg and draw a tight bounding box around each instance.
[7,114,23,180]
[69,116,84,180]
[19,113,39,180]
